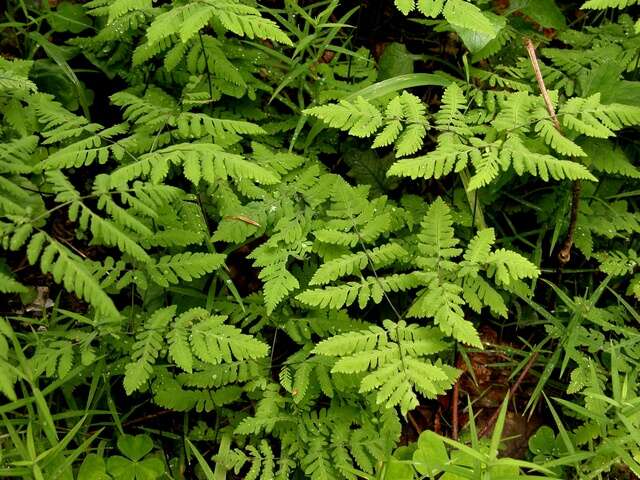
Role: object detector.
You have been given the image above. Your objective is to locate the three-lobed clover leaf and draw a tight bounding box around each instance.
[106,434,164,480]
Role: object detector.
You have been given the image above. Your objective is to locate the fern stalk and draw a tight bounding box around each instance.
[459,168,487,230]
[525,38,581,266]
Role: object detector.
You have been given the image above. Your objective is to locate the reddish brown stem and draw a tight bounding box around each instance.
[478,351,539,439]
[452,380,460,440]
[524,37,581,266]
[122,409,173,427]
[558,181,581,265]
[407,411,422,435]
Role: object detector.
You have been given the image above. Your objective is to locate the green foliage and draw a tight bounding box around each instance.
[2,0,640,479]
[313,320,458,415]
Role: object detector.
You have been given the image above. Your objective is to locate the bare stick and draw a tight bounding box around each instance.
[525,38,580,266]
[478,351,539,438]
[525,39,560,130]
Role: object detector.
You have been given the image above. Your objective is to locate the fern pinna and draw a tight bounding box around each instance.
[2,0,640,478]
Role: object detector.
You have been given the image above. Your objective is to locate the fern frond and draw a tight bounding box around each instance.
[103,0,152,23]
[0,272,28,293]
[296,273,428,310]
[39,126,126,169]
[594,249,639,276]
[0,136,37,174]
[417,197,462,263]
[304,97,383,138]
[462,276,507,317]
[408,280,481,347]
[492,92,534,132]
[313,320,458,415]
[486,249,539,286]
[372,96,404,148]
[173,113,264,139]
[442,0,496,35]
[0,59,37,94]
[124,306,177,394]
[309,243,407,286]
[501,136,597,182]
[435,83,472,136]
[535,119,586,156]
[144,0,291,53]
[417,0,445,17]
[468,146,501,190]
[462,228,495,265]
[581,139,640,178]
[111,89,176,128]
[146,252,226,287]
[153,372,242,411]
[581,0,639,9]
[372,92,430,157]
[30,93,91,139]
[314,229,359,248]
[185,35,246,86]
[90,214,151,263]
[28,233,120,318]
[190,310,269,364]
[109,143,280,186]
[387,134,473,179]
[560,94,640,135]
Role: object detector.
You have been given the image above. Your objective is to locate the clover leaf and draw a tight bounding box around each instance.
[106,434,164,480]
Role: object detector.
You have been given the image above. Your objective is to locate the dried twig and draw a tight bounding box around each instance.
[478,351,539,438]
[525,39,560,130]
[525,38,580,266]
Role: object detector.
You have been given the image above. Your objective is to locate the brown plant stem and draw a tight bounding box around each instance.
[478,351,539,439]
[525,38,580,266]
[452,380,460,440]
[407,411,422,435]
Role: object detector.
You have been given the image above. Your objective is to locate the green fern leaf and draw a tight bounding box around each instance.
[145,1,291,51]
[309,243,407,286]
[304,97,383,138]
[486,249,539,286]
[387,134,473,179]
[124,306,177,394]
[418,197,462,263]
[190,311,269,364]
[395,0,415,15]
[535,119,586,156]
[501,135,597,181]
[417,0,445,17]
[443,0,496,35]
[581,0,639,9]
[34,238,120,318]
[314,320,457,415]
[408,281,482,347]
[0,272,28,293]
[435,84,472,135]
[147,252,226,287]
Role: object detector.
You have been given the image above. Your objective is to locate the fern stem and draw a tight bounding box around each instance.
[452,379,459,440]
[524,39,560,130]
[524,37,581,266]
[198,32,214,101]
[459,168,486,230]
[558,182,581,265]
